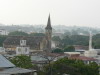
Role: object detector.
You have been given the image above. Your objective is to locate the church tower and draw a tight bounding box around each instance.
[45,14,52,52]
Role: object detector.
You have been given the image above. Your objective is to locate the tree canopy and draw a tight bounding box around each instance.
[43,58,99,75]
[10,55,33,69]
[8,31,28,36]
[29,33,45,36]
[93,34,100,48]
[52,36,61,42]
[64,45,75,52]
[52,48,63,53]
[0,35,7,46]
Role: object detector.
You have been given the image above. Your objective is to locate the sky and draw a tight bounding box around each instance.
[0,0,100,27]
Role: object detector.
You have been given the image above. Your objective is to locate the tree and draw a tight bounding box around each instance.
[29,33,45,36]
[52,36,61,47]
[52,36,61,42]
[44,58,81,75]
[64,45,75,52]
[52,48,63,53]
[93,34,100,48]
[44,58,99,75]
[64,30,71,36]
[61,36,73,46]
[8,31,28,36]
[59,35,89,48]
[0,35,7,46]
[10,55,33,69]
[37,52,60,75]
[71,30,78,35]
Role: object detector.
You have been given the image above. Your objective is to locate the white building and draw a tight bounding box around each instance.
[16,39,30,55]
[0,47,5,54]
[84,31,97,57]
[51,41,56,48]
[0,29,9,35]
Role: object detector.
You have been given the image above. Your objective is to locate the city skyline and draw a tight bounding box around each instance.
[0,0,100,27]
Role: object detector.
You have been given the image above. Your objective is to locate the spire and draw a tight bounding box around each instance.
[45,14,52,29]
[89,31,92,51]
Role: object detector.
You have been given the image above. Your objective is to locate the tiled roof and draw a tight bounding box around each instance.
[3,36,45,49]
[70,56,96,61]
[73,45,88,50]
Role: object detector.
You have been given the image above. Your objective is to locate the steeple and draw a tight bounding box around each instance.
[45,14,52,52]
[45,14,52,29]
[89,31,92,51]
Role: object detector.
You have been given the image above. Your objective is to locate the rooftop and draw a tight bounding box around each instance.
[0,67,34,75]
[0,54,15,68]
[70,56,96,61]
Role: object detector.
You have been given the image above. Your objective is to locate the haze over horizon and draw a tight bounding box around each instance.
[0,0,100,27]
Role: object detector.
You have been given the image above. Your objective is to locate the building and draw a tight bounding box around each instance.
[69,55,97,64]
[0,47,5,54]
[16,39,30,55]
[0,54,36,75]
[64,52,80,57]
[3,15,52,52]
[31,52,67,70]
[74,45,88,51]
[0,29,9,35]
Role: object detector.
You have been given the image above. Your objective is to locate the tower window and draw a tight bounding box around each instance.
[25,48,27,52]
[18,48,21,52]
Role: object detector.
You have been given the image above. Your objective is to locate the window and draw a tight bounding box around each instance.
[18,48,21,52]
[25,48,27,52]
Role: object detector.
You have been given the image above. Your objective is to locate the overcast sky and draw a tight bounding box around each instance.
[0,0,100,27]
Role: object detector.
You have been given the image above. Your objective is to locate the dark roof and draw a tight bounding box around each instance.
[73,45,88,50]
[45,14,52,29]
[3,36,45,48]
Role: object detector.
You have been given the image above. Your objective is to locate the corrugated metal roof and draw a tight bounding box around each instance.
[0,74,10,75]
[0,67,33,74]
[0,54,15,68]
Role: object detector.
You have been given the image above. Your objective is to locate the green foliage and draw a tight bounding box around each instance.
[8,31,28,36]
[10,55,33,69]
[37,71,45,75]
[64,45,75,52]
[29,33,45,36]
[52,36,61,42]
[54,35,89,48]
[0,35,7,46]
[52,48,63,53]
[61,36,73,46]
[71,35,89,45]
[59,34,100,49]
[43,58,99,75]
[93,34,100,49]
[64,30,71,36]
